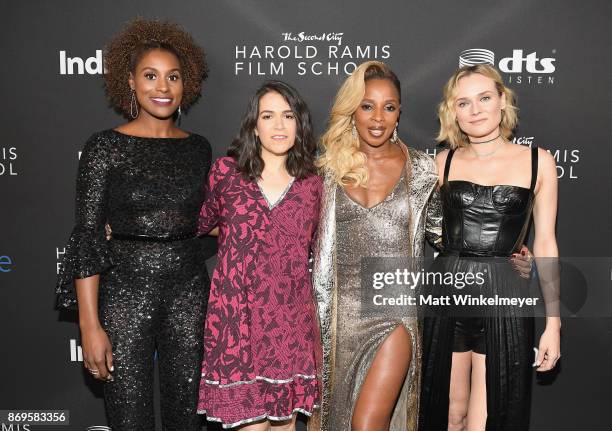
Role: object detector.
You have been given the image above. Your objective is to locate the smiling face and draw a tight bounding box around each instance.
[353,78,401,148]
[453,72,506,142]
[254,91,297,158]
[129,48,183,120]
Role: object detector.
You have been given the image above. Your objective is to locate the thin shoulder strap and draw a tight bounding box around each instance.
[530,146,538,192]
[443,149,455,186]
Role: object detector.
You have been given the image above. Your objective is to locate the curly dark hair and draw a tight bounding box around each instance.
[104,18,208,117]
[227,81,317,181]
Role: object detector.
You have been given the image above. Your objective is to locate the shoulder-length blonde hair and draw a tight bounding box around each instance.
[437,64,518,149]
[317,61,401,187]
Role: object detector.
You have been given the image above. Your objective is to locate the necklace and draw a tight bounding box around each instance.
[470,139,504,158]
[469,133,501,144]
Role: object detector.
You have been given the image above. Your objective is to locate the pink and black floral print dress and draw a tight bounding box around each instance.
[197,156,321,428]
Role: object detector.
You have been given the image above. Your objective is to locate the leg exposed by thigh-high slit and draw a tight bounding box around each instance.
[351,325,413,431]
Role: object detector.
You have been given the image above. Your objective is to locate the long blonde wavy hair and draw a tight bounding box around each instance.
[317,61,401,187]
[437,64,518,149]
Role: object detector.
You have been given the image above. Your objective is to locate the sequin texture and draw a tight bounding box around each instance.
[311,146,440,431]
[56,129,213,431]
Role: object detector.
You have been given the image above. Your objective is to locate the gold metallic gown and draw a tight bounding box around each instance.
[310,144,442,431]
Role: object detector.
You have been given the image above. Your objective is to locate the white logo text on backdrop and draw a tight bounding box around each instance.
[59,50,104,75]
[235,32,391,76]
[459,48,556,85]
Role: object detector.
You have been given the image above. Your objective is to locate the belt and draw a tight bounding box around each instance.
[112,232,197,242]
[441,250,511,258]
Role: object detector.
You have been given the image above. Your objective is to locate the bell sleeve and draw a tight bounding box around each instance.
[197,158,225,235]
[55,133,112,308]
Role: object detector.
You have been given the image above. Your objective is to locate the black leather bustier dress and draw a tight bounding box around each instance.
[441,148,537,257]
[420,146,539,431]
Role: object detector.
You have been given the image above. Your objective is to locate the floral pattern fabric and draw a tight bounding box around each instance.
[197,157,321,427]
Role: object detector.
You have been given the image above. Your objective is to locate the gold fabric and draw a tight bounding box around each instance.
[310,145,441,430]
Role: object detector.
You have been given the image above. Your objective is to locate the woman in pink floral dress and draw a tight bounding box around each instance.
[197,81,321,430]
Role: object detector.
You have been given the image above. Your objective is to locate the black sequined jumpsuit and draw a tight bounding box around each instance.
[56,129,212,431]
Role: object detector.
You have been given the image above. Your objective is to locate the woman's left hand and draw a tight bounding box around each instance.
[510,245,533,279]
[535,326,561,372]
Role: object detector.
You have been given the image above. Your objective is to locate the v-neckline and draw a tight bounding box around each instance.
[341,169,405,210]
[257,177,296,210]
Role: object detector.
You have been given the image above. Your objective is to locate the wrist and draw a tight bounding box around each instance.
[79,319,103,331]
[545,317,561,331]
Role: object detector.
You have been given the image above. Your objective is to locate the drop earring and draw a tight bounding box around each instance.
[130,89,139,119]
[392,123,399,143]
[351,118,357,139]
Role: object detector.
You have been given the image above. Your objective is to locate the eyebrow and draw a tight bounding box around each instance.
[455,90,494,101]
[361,98,399,103]
[140,67,181,73]
[259,109,294,114]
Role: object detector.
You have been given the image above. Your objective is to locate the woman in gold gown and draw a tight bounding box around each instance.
[311,61,442,431]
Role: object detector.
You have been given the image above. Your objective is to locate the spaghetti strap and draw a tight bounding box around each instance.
[443,149,455,186]
[529,146,538,192]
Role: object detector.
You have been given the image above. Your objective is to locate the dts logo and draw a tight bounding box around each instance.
[459,48,556,85]
[498,49,555,74]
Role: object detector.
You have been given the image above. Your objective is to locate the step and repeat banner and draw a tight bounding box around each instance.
[1,0,610,429]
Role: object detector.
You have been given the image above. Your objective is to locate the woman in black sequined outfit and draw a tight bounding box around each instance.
[56,19,212,431]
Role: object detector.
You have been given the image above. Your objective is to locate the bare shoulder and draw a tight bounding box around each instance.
[536,147,557,175]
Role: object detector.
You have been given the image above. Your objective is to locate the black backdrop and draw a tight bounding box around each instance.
[1,1,611,429]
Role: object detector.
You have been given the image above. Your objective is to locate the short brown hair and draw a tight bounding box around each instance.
[104,18,208,117]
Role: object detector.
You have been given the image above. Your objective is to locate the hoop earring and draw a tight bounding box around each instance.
[391,123,399,143]
[130,89,139,119]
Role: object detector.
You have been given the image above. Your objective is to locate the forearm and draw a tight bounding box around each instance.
[533,238,561,328]
[76,275,102,330]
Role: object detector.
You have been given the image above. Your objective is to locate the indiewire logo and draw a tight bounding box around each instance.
[70,339,83,362]
[0,255,13,273]
[59,50,104,75]
[56,247,66,275]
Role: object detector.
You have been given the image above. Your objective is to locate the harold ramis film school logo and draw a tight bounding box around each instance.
[459,48,556,85]
[59,50,104,75]
[1,147,18,176]
[513,137,580,180]
[235,31,391,76]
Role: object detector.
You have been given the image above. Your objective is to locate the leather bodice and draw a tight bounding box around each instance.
[440,147,538,256]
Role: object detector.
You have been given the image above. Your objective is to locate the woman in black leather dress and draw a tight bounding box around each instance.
[420,65,561,430]
[55,19,211,431]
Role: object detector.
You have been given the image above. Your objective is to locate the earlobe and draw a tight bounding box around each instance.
[128,72,135,91]
[500,92,507,110]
